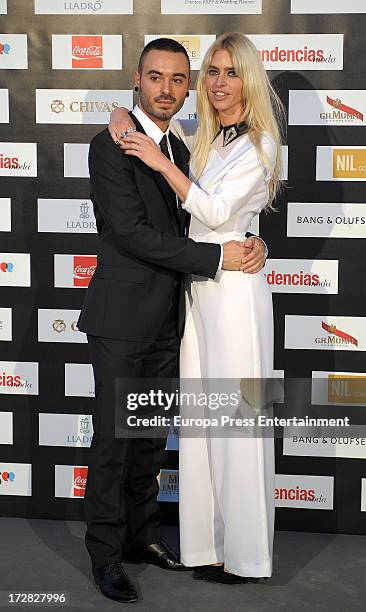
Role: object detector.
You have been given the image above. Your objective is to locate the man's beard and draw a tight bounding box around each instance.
[139,89,185,121]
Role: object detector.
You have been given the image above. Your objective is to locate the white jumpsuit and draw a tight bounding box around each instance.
[171,119,276,578]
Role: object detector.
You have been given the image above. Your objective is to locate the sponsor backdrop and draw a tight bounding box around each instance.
[1,0,366,535]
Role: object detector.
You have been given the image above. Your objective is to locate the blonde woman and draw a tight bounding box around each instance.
[110,32,283,583]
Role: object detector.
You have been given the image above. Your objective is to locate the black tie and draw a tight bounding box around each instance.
[160,134,182,218]
[160,134,170,160]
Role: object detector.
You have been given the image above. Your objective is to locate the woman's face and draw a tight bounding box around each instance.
[205,48,244,123]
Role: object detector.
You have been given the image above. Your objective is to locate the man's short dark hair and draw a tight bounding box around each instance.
[138,38,190,73]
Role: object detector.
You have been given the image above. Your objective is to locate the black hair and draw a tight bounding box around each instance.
[138,38,190,73]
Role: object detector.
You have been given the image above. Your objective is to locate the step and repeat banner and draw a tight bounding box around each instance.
[1,0,366,534]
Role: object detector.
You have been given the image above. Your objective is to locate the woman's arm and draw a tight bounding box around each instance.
[122,132,276,230]
[121,131,193,200]
[181,139,276,229]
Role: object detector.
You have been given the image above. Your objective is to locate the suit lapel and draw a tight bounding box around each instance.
[129,112,179,230]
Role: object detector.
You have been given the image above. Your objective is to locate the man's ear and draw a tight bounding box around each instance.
[134,70,141,89]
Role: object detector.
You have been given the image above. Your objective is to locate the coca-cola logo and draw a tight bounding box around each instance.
[73,255,97,287]
[72,45,102,58]
[74,475,87,488]
[71,35,103,69]
[73,466,88,497]
[74,265,96,278]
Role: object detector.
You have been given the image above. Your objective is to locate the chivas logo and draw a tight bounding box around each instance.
[53,319,66,333]
[51,99,65,114]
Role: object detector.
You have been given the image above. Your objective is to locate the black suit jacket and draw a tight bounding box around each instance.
[77,114,221,342]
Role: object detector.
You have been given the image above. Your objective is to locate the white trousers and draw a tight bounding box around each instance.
[179,270,275,577]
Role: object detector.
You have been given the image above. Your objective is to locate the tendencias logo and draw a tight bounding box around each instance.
[247,34,343,71]
[264,259,338,294]
[0,362,38,395]
[275,485,315,502]
[0,144,37,176]
[267,270,320,286]
[0,154,19,169]
[275,474,334,509]
[0,371,21,387]
[72,35,103,68]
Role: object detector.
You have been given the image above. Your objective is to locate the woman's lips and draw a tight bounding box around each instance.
[211,91,229,101]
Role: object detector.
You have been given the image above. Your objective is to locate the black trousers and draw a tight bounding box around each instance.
[84,293,180,568]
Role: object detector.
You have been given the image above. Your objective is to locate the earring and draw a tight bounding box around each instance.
[134,85,139,92]
[186,91,189,98]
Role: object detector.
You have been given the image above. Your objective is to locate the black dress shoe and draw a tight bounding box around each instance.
[128,540,190,570]
[92,562,138,603]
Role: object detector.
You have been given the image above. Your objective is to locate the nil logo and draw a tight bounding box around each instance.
[0,262,14,272]
[0,471,15,484]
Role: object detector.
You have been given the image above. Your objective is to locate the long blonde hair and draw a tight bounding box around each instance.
[192,32,285,207]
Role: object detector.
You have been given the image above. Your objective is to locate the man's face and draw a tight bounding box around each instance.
[135,49,191,123]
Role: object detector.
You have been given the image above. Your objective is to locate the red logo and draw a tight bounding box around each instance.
[73,466,88,497]
[326,96,363,122]
[322,321,358,347]
[73,255,96,287]
[266,270,320,287]
[0,372,21,387]
[0,154,19,169]
[275,486,315,501]
[72,35,103,69]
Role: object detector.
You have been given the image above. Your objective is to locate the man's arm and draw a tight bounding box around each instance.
[90,132,245,277]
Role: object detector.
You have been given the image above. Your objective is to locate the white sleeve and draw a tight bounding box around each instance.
[169,118,198,153]
[183,137,276,230]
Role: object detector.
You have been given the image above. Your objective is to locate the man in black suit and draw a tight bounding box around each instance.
[78,38,266,603]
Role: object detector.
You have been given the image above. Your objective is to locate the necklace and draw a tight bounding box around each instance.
[212,121,249,146]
